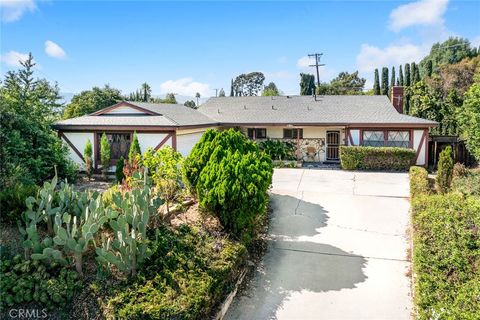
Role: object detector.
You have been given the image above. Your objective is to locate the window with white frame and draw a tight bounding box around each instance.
[247,128,267,139]
[362,130,410,148]
[283,128,303,139]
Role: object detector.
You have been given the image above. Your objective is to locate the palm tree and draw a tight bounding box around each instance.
[195,92,200,106]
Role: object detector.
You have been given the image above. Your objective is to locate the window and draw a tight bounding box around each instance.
[96,132,131,162]
[283,128,303,139]
[363,131,384,147]
[247,128,267,139]
[362,130,410,148]
[387,131,410,148]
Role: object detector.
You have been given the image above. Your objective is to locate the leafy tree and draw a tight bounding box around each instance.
[162,93,177,104]
[100,133,111,179]
[408,80,443,130]
[262,82,280,96]
[128,132,141,161]
[381,67,389,95]
[233,72,265,96]
[390,67,396,92]
[373,69,380,95]
[457,76,480,161]
[420,37,478,74]
[399,65,404,86]
[435,146,454,193]
[299,73,316,95]
[63,85,122,119]
[0,53,76,190]
[84,139,93,180]
[143,146,184,216]
[184,100,196,109]
[432,56,480,96]
[218,88,225,97]
[317,71,366,95]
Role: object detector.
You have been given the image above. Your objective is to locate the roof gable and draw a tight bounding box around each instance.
[90,101,159,116]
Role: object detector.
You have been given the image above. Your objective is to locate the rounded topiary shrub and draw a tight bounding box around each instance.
[435,146,454,194]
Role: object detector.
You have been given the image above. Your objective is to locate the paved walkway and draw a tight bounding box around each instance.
[225,169,412,320]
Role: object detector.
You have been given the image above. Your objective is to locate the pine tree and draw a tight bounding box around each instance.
[381,67,389,95]
[100,133,111,179]
[373,69,380,95]
[399,65,404,86]
[128,131,141,161]
[414,64,421,83]
[405,63,411,87]
[425,60,433,77]
[396,78,400,86]
[230,79,234,97]
[84,139,93,180]
[411,62,420,84]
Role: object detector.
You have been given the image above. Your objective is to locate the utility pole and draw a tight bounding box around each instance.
[308,53,325,87]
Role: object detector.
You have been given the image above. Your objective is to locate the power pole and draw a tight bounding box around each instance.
[308,53,325,87]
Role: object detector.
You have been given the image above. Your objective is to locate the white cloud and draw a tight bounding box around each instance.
[0,50,30,66]
[389,0,449,32]
[265,71,295,80]
[297,56,312,69]
[159,78,210,97]
[356,43,426,72]
[0,0,36,22]
[44,40,67,59]
[471,35,480,48]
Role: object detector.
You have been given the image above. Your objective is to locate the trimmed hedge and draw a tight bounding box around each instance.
[409,166,431,198]
[411,194,480,319]
[340,146,416,171]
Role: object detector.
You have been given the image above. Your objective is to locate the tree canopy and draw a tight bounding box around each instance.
[262,82,280,96]
[63,85,122,119]
[457,74,480,161]
[233,72,265,96]
[299,73,315,95]
[317,71,366,95]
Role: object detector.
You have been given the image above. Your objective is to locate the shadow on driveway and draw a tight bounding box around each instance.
[225,194,367,320]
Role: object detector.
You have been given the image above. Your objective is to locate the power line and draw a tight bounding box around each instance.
[308,53,325,87]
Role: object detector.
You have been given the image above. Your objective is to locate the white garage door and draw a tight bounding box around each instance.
[176,132,205,157]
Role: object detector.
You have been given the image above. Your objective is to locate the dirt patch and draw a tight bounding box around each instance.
[74,176,112,193]
[170,202,223,233]
[0,223,23,256]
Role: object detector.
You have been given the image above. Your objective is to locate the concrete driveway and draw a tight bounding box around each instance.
[225,169,412,320]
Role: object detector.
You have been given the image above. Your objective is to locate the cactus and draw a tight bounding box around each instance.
[52,192,108,276]
[96,184,160,276]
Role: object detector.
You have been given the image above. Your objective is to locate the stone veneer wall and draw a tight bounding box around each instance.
[255,138,326,162]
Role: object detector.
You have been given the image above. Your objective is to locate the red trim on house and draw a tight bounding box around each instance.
[59,132,85,163]
[414,130,427,163]
[424,129,429,167]
[90,101,159,116]
[154,133,174,151]
[172,133,177,151]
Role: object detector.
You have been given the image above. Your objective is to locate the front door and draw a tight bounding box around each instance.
[326,131,340,161]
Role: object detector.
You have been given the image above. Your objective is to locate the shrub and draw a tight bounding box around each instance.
[258,139,295,160]
[100,133,110,179]
[451,169,480,196]
[409,166,430,198]
[128,132,141,161]
[0,182,38,224]
[340,146,416,171]
[411,194,480,319]
[102,225,246,319]
[115,156,125,183]
[435,146,454,193]
[84,139,93,179]
[452,162,468,178]
[0,255,80,310]
[143,147,183,215]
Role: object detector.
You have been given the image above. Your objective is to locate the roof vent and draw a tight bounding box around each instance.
[272,105,277,110]
[217,109,221,114]
[286,95,290,98]
[244,105,247,110]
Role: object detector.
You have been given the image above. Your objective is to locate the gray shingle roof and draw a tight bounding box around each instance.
[128,102,216,126]
[198,95,437,126]
[54,115,176,127]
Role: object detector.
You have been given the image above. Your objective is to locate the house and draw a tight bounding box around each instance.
[52,87,437,170]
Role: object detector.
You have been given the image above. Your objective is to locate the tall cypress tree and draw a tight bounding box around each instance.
[399,65,404,86]
[230,79,234,97]
[390,66,396,90]
[414,63,421,83]
[381,67,389,95]
[405,63,411,87]
[373,69,380,95]
[411,62,420,84]
[425,60,433,77]
[396,78,400,86]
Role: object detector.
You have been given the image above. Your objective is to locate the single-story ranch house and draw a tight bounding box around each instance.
[53,87,437,170]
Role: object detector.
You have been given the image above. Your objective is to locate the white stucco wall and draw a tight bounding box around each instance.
[413,129,427,166]
[62,132,94,169]
[176,131,206,157]
[137,133,171,152]
[349,129,360,146]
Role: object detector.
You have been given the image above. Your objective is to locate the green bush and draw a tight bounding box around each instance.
[0,255,80,310]
[340,146,416,171]
[258,139,295,160]
[409,166,430,198]
[0,183,38,224]
[84,139,93,179]
[435,146,454,193]
[411,194,480,319]
[102,225,246,319]
[100,133,110,179]
[452,162,468,178]
[451,169,480,196]
[128,132,141,161]
[115,156,125,183]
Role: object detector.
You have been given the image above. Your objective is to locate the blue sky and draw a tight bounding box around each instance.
[1,0,479,99]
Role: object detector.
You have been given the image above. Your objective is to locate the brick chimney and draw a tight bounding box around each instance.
[391,86,404,114]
